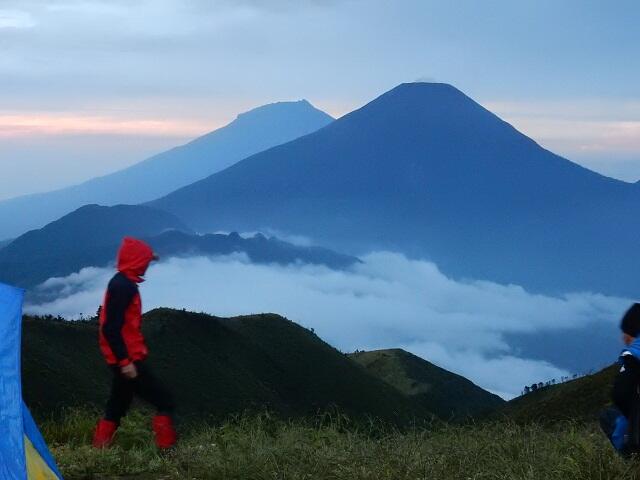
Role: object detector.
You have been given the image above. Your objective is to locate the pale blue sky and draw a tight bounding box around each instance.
[0,0,638,199]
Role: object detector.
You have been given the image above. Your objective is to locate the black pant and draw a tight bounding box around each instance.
[104,361,175,424]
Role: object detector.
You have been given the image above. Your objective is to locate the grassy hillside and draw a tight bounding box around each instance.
[500,365,617,424]
[350,349,504,419]
[22,309,430,424]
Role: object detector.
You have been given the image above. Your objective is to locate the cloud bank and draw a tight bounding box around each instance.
[27,252,630,398]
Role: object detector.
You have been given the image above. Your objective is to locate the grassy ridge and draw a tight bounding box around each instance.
[44,409,637,480]
[22,309,431,423]
[502,366,617,424]
[351,348,504,418]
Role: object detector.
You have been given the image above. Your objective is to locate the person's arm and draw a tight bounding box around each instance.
[102,275,137,366]
[613,353,640,418]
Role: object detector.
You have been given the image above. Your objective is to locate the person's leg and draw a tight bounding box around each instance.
[131,362,177,449]
[93,367,134,448]
[600,407,630,456]
[131,362,175,416]
[600,407,620,440]
[105,366,135,423]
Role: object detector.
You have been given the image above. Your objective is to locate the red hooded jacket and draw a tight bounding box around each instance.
[99,237,156,366]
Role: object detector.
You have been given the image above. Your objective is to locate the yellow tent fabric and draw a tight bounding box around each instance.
[25,436,60,480]
[0,282,64,479]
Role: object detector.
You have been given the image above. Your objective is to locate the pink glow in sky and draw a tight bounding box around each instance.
[0,0,638,197]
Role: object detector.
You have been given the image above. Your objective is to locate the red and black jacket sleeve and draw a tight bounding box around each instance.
[102,272,138,366]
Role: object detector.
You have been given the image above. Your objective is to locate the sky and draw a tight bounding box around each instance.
[26,251,629,399]
[0,0,639,199]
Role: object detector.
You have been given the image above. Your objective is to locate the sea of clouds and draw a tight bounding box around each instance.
[26,251,630,399]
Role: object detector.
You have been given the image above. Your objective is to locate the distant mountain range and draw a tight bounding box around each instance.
[149,229,358,269]
[148,82,640,297]
[3,82,637,391]
[23,308,502,421]
[0,204,187,287]
[0,204,357,289]
[0,100,333,239]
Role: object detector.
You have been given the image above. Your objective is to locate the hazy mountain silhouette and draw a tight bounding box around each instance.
[0,100,333,239]
[149,230,358,270]
[151,82,640,296]
[0,204,189,287]
[0,205,358,289]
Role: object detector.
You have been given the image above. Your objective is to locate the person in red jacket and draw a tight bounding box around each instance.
[92,237,177,450]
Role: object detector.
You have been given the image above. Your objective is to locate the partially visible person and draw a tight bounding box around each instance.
[601,303,640,456]
[92,237,177,450]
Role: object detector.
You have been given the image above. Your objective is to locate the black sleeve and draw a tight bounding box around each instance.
[612,355,640,418]
[102,274,137,363]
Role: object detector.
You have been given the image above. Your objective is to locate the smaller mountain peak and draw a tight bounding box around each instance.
[234,99,332,123]
[74,203,102,212]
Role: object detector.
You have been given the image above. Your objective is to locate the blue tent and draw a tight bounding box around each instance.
[0,282,63,479]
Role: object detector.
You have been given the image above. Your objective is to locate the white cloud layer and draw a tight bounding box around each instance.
[26,252,631,399]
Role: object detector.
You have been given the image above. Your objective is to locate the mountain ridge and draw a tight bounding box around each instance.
[350,348,504,418]
[0,204,359,289]
[22,308,500,422]
[0,100,333,239]
[500,364,616,424]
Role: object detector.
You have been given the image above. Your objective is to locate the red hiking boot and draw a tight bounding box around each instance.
[92,419,118,448]
[152,415,177,449]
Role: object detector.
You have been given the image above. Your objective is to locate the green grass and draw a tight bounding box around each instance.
[44,409,640,480]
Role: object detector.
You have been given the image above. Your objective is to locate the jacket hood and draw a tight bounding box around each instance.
[117,237,155,283]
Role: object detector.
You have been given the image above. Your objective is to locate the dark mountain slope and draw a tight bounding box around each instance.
[22,309,430,423]
[0,204,188,287]
[500,365,616,424]
[149,230,358,269]
[0,100,333,239]
[0,206,358,289]
[350,349,504,419]
[150,82,640,297]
